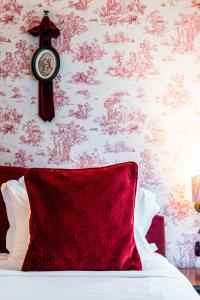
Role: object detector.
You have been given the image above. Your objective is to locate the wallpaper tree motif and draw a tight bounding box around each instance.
[0,0,200,267]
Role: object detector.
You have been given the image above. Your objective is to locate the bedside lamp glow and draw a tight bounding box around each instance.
[192,175,200,213]
[192,175,200,267]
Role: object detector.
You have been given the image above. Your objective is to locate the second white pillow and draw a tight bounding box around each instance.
[134,188,160,257]
[1,177,30,262]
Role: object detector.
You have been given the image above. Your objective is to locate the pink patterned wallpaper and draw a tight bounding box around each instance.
[0,0,200,267]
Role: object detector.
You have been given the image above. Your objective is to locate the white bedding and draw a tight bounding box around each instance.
[0,253,198,300]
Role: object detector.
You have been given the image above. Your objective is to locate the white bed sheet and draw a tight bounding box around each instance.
[0,253,198,300]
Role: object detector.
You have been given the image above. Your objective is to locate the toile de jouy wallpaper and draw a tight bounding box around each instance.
[0,0,200,267]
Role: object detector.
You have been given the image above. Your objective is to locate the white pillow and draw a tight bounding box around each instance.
[1,177,30,262]
[134,188,160,257]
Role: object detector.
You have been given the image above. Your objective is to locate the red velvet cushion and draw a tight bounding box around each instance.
[22,162,142,271]
[146,215,165,256]
[0,166,26,252]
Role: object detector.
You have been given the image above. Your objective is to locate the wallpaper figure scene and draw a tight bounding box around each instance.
[0,0,200,267]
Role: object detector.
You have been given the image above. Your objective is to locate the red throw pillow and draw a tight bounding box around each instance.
[22,162,142,271]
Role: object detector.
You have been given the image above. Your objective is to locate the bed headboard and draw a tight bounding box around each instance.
[0,166,165,256]
[146,215,165,256]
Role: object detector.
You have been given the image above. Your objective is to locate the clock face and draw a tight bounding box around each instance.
[31,46,60,82]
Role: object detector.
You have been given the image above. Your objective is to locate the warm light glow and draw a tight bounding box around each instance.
[192,175,200,203]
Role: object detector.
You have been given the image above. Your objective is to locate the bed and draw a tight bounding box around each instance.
[0,252,198,300]
[0,164,199,300]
